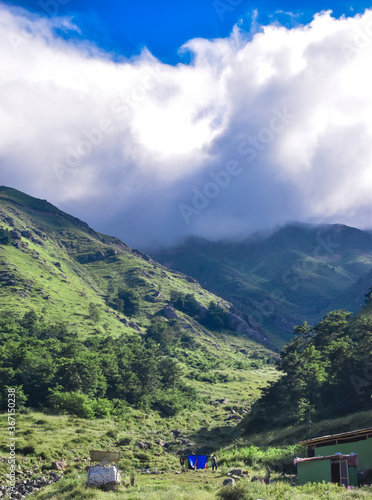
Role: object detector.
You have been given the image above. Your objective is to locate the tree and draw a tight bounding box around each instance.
[88,303,100,323]
[117,288,140,317]
[202,302,229,331]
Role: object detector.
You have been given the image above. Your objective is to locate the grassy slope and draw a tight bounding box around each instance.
[152,224,372,346]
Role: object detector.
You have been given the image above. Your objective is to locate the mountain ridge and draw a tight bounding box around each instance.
[152,222,372,346]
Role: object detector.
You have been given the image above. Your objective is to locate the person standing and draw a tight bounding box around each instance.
[211,454,218,472]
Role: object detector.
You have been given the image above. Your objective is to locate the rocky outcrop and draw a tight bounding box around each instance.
[162,306,179,320]
[1,472,62,498]
[77,251,105,263]
[226,311,275,350]
[132,249,151,261]
[106,248,118,257]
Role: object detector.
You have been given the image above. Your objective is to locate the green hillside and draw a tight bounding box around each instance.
[0,185,277,426]
[152,223,372,346]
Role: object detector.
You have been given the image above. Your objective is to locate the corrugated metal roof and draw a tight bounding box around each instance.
[298,427,372,446]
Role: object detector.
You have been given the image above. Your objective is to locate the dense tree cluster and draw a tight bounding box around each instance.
[0,311,196,418]
[247,310,372,431]
[170,291,230,331]
[108,287,141,317]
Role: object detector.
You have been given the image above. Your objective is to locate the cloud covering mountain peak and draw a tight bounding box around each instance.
[0,3,371,246]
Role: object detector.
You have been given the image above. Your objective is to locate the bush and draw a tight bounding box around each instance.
[106,429,118,439]
[202,302,230,331]
[217,482,249,500]
[170,291,200,317]
[47,389,95,419]
[117,437,132,446]
[21,445,36,455]
[117,288,140,317]
[0,227,11,245]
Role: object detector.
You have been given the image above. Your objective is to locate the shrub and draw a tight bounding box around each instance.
[0,227,11,245]
[217,482,249,500]
[21,445,36,455]
[117,437,132,446]
[48,389,95,419]
[106,429,118,439]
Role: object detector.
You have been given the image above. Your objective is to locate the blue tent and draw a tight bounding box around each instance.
[187,455,208,469]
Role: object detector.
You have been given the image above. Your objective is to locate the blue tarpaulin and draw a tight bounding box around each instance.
[187,455,208,469]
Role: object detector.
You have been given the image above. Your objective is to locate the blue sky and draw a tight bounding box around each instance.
[5,0,372,63]
[1,0,372,246]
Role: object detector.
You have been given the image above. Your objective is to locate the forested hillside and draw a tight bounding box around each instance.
[244,293,372,434]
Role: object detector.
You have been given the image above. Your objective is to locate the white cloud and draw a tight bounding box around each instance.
[0,3,371,246]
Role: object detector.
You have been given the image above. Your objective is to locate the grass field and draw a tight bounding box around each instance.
[2,409,372,499]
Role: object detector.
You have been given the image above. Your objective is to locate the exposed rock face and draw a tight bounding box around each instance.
[226,311,275,350]
[78,251,106,263]
[162,306,179,320]
[129,321,142,332]
[132,249,151,261]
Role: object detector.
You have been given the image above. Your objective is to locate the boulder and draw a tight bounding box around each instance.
[51,461,67,470]
[230,468,242,476]
[162,306,179,320]
[223,478,236,487]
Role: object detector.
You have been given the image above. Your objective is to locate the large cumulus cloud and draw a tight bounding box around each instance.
[0,3,371,247]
